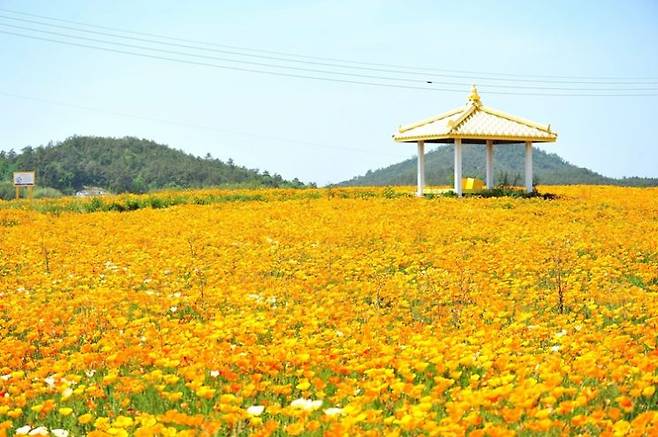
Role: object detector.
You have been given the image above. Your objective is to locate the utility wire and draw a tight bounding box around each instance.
[0,22,466,88]
[0,7,656,85]
[1,19,656,92]
[2,29,658,97]
[0,29,463,94]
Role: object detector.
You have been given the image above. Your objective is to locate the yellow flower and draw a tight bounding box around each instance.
[613,420,630,436]
[7,408,23,418]
[642,385,655,397]
[2,186,658,433]
[78,413,94,424]
[94,417,110,430]
[296,379,311,391]
[112,416,134,428]
[58,407,73,416]
[195,386,216,399]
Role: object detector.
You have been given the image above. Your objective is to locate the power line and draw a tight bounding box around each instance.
[0,7,656,85]
[1,19,657,93]
[2,29,658,98]
[0,29,461,94]
[3,21,657,93]
[0,91,404,158]
[0,22,460,88]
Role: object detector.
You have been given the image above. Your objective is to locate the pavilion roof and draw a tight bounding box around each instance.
[393,86,557,144]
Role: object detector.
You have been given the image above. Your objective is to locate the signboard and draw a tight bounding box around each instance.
[13,172,35,187]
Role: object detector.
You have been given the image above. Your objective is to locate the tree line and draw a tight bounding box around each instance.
[339,144,658,187]
[0,136,310,199]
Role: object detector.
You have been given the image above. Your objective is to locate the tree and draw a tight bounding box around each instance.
[0,136,310,194]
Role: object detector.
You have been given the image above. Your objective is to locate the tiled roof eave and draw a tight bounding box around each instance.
[393,133,558,143]
[481,105,553,133]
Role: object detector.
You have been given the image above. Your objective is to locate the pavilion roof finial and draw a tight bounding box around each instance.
[468,84,481,106]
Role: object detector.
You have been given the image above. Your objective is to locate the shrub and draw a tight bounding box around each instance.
[33,187,64,199]
[0,181,16,200]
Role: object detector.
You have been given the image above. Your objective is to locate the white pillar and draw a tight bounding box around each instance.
[416,140,425,197]
[525,141,533,193]
[454,138,463,196]
[485,140,494,189]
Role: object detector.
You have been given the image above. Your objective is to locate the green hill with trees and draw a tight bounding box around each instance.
[0,136,308,199]
[339,144,658,187]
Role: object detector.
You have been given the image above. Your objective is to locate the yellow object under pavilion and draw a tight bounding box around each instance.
[393,86,557,196]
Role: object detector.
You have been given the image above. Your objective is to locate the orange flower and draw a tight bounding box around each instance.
[285,422,305,436]
[1,186,657,434]
[616,396,634,413]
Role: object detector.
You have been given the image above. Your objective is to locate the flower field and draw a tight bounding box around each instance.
[1,185,657,436]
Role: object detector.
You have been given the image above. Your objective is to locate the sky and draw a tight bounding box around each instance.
[1,0,657,186]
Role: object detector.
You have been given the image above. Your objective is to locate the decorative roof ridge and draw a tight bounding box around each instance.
[480,105,554,134]
[446,103,479,134]
[468,84,482,107]
[398,106,466,133]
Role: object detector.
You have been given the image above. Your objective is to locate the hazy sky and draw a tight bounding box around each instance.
[1,0,657,185]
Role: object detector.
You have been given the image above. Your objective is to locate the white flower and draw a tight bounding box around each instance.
[61,387,73,400]
[0,374,11,381]
[15,426,31,435]
[290,398,323,411]
[290,398,305,408]
[555,329,567,338]
[84,369,96,378]
[209,370,220,378]
[51,429,70,437]
[169,306,178,313]
[324,407,343,416]
[550,345,561,352]
[246,405,265,416]
[28,427,49,436]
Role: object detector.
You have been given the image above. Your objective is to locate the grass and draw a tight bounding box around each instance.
[425,186,558,200]
[0,186,558,215]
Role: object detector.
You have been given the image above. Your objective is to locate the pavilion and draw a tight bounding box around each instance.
[393,86,557,196]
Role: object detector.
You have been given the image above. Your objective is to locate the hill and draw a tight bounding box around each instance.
[339,144,658,187]
[0,136,308,199]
